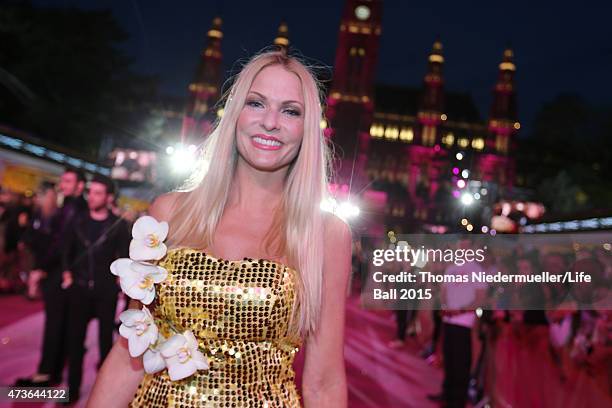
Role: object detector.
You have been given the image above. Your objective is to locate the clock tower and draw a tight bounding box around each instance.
[327,0,383,191]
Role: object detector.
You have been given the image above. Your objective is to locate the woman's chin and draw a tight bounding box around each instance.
[239,157,290,174]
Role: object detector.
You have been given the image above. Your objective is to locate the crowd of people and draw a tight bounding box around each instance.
[373,238,611,407]
[0,167,138,404]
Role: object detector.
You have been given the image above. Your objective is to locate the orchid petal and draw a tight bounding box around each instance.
[130,241,167,262]
[143,348,166,374]
[110,258,132,277]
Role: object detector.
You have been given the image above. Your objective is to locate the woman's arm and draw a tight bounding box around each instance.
[86,334,144,407]
[302,215,352,408]
[87,193,179,407]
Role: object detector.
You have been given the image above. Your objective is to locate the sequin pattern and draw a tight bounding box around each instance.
[130,248,302,407]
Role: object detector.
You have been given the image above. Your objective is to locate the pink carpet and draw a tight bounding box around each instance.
[0,293,441,407]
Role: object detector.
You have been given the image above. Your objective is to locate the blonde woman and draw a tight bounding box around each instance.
[88,51,352,407]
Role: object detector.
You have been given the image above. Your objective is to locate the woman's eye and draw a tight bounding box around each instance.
[284,108,301,117]
[246,100,263,108]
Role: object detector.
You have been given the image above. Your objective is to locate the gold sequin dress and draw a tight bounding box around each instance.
[130,248,302,407]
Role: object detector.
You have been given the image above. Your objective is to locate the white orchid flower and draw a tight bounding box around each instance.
[118,306,158,357]
[129,216,169,261]
[110,259,168,305]
[160,331,208,381]
[143,343,166,374]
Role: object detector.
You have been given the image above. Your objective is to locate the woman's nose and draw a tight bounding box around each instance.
[262,109,280,131]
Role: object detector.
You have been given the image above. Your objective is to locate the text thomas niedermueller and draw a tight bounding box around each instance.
[372,270,592,284]
[371,246,486,267]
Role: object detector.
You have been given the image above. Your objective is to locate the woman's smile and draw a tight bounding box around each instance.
[251,134,283,150]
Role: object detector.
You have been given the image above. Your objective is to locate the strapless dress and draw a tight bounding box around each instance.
[130,248,302,407]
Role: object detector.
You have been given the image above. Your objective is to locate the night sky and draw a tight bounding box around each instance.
[35,0,612,135]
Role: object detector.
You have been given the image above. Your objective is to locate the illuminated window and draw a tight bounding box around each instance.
[195,101,208,114]
[442,132,454,147]
[458,137,469,148]
[350,47,357,56]
[496,135,509,153]
[358,48,365,56]
[369,124,384,138]
[399,127,414,142]
[472,138,485,150]
[422,126,436,146]
[384,126,399,140]
[391,204,406,217]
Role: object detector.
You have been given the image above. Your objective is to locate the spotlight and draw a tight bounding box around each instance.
[337,201,360,220]
[170,146,196,173]
[320,198,360,221]
[460,193,474,206]
[456,152,464,160]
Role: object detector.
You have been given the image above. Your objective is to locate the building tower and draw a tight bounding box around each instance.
[182,16,224,142]
[404,39,447,219]
[476,47,518,188]
[488,47,518,155]
[417,39,445,147]
[273,21,290,52]
[327,0,383,191]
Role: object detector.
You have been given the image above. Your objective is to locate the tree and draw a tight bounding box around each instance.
[517,93,612,214]
[0,1,158,158]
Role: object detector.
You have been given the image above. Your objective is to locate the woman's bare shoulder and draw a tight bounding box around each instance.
[148,192,185,222]
[323,213,352,248]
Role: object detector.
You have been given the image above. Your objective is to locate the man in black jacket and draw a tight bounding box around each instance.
[15,168,87,387]
[61,175,129,402]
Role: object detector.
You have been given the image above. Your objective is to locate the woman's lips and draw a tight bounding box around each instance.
[251,135,283,151]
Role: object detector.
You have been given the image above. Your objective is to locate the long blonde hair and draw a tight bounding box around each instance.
[168,51,332,337]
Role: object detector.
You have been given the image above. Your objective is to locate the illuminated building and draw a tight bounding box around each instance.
[181,16,224,143]
[326,0,519,232]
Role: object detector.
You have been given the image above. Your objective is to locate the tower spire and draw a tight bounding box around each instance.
[419,38,445,117]
[488,46,518,154]
[274,21,290,52]
[182,16,224,142]
[417,38,446,146]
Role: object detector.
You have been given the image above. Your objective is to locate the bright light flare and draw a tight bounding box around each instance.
[460,193,474,206]
[169,146,196,174]
[320,198,360,221]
